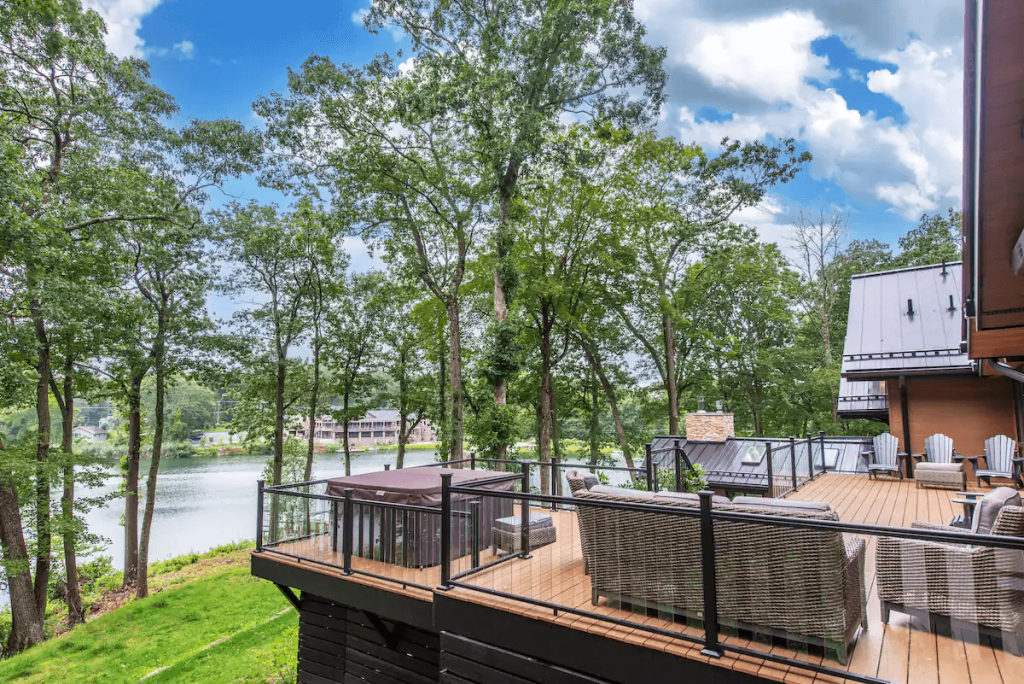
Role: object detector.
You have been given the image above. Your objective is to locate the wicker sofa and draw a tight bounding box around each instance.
[565,470,867,664]
[876,487,1024,654]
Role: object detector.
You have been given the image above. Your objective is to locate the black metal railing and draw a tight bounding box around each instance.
[439,478,1024,684]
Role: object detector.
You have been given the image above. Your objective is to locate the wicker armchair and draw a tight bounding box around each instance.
[876,492,1024,654]
[565,471,867,664]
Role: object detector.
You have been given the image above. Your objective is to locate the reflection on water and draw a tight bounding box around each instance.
[82,448,439,569]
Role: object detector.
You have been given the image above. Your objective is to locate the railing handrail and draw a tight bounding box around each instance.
[261,487,442,514]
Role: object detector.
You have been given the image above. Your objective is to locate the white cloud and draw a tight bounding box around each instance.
[83,0,164,58]
[660,7,962,221]
[173,40,195,59]
[681,11,833,103]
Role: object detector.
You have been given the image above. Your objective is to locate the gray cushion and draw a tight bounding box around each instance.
[581,473,601,490]
[654,491,730,506]
[589,485,657,501]
[972,487,1022,535]
[915,462,964,473]
[732,496,832,512]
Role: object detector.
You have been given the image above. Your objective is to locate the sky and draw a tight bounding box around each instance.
[82,0,967,268]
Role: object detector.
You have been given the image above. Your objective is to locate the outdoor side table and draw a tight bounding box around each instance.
[951,496,979,529]
[492,512,556,555]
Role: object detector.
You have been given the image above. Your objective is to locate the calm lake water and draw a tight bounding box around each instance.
[80,448,440,570]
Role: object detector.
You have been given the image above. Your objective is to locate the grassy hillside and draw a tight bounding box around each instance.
[0,549,296,683]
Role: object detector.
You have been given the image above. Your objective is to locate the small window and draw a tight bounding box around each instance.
[823,448,840,469]
[741,444,765,465]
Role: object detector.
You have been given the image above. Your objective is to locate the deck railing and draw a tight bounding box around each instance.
[440,479,1024,684]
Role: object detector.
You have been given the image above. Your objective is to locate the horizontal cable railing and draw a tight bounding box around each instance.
[440,480,1024,684]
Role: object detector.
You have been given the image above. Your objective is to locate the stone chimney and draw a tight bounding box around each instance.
[684,411,735,442]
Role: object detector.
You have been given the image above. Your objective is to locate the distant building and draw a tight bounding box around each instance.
[72,425,108,443]
[201,430,246,446]
[298,409,436,448]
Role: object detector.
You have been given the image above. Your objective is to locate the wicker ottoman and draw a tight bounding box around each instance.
[914,462,966,490]
[492,512,556,554]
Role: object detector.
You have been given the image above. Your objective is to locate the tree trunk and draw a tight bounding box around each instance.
[580,342,634,469]
[137,309,168,599]
[437,329,448,461]
[31,301,51,618]
[273,349,286,486]
[59,366,84,625]
[588,369,600,467]
[537,307,552,497]
[446,300,464,463]
[397,349,408,470]
[305,339,321,482]
[342,393,351,476]
[492,161,519,461]
[123,371,144,588]
[0,482,45,653]
[662,312,679,435]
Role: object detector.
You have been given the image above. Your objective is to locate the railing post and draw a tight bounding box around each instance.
[384,463,391,471]
[645,443,653,491]
[331,499,340,553]
[440,474,453,587]
[765,444,774,497]
[520,462,532,559]
[806,433,815,479]
[652,463,660,493]
[550,457,559,511]
[470,499,481,569]
[342,488,354,575]
[674,439,683,493]
[470,451,476,470]
[698,491,722,659]
[790,436,798,492]
[819,430,827,472]
[256,479,265,551]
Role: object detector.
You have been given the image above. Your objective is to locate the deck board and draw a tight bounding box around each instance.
[263,473,1014,684]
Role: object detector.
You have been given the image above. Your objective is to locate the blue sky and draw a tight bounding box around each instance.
[85,0,967,261]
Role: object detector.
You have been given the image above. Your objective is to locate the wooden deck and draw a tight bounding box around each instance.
[263,474,1024,684]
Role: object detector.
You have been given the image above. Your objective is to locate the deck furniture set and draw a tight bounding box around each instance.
[566,470,868,665]
[877,486,1024,654]
[864,432,1022,490]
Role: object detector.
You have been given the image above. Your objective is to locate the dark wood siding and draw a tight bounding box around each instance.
[298,593,439,684]
[440,633,614,684]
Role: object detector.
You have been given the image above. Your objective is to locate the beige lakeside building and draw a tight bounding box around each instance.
[295,408,436,448]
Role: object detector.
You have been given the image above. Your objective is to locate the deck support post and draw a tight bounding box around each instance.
[440,474,453,588]
[645,443,653,491]
[551,457,559,510]
[520,463,532,559]
[819,431,827,472]
[674,439,683,493]
[256,479,264,551]
[765,444,774,497]
[698,490,722,658]
[790,436,799,492]
[342,488,354,575]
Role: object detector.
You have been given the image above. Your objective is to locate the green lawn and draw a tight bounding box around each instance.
[0,564,296,683]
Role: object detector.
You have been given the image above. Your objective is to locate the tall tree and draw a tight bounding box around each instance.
[256,56,489,462]
[607,134,810,434]
[365,0,668,458]
[217,203,313,486]
[791,210,846,424]
[328,272,386,476]
[380,285,432,469]
[894,209,963,267]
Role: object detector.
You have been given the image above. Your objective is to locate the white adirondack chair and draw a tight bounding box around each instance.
[969,435,1024,488]
[914,433,965,489]
[865,433,903,480]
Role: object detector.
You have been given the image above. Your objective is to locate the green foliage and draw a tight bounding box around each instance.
[623,463,708,494]
[466,405,519,459]
[894,209,962,268]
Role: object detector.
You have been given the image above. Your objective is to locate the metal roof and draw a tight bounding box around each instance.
[842,262,972,378]
[648,435,872,493]
[836,374,888,418]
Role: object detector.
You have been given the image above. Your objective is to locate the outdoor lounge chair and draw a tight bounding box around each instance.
[967,435,1024,488]
[876,487,1024,654]
[914,433,966,490]
[565,470,867,665]
[864,432,904,480]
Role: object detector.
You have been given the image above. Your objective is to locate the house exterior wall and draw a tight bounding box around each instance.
[887,375,1017,456]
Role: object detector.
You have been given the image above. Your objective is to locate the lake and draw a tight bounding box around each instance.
[80,448,441,569]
